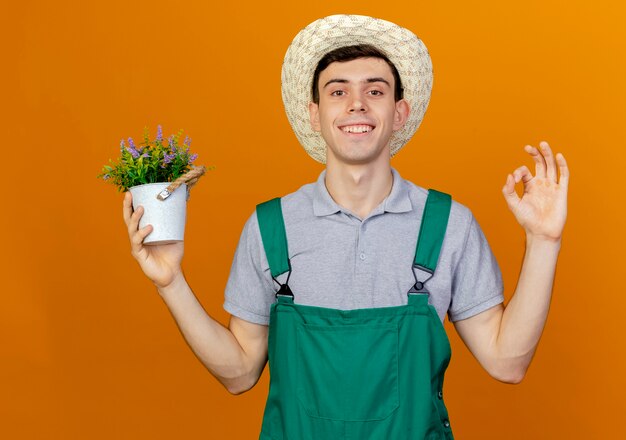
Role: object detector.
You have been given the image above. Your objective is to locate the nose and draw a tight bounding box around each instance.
[348,94,367,113]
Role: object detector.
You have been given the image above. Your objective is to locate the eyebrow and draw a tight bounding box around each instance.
[323,77,391,88]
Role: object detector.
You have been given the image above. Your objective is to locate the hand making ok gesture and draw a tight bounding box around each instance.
[502,141,569,242]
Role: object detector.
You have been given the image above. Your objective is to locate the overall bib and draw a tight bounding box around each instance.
[256,189,454,440]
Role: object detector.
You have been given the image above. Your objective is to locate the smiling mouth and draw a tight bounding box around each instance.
[339,124,375,134]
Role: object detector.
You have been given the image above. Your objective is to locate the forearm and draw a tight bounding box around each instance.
[496,234,561,375]
[156,272,252,391]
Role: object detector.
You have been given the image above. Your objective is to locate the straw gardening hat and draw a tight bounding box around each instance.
[281,14,434,164]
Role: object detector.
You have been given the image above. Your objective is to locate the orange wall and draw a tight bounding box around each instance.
[3,0,625,438]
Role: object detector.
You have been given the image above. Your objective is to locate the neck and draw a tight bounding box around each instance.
[324,158,393,220]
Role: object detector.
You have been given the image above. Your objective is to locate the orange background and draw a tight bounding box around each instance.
[3,0,625,438]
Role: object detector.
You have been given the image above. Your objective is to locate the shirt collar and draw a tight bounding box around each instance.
[313,167,412,217]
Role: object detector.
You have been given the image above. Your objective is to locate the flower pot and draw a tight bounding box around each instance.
[129,182,187,245]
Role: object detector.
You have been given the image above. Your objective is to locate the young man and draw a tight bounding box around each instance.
[123,15,568,439]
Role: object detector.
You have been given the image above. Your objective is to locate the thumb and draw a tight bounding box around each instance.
[502,174,520,207]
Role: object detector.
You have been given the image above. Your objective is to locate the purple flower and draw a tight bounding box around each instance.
[126,147,140,159]
[163,152,176,164]
[103,174,111,180]
[189,153,198,163]
[129,136,146,153]
[141,153,150,158]
[120,139,125,152]
[156,125,163,143]
[183,136,191,147]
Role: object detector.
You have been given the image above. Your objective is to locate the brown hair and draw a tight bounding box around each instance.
[311,44,404,104]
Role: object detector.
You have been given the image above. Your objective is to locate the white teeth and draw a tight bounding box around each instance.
[341,125,373,133]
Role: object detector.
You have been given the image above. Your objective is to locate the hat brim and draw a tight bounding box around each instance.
[281,14,433,164]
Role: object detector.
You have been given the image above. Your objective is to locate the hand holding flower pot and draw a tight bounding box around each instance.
[99,125,214,245]
[122,191,186,289]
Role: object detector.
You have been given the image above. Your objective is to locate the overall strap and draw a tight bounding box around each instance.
[256,197,293,299]
[410,189,452,294]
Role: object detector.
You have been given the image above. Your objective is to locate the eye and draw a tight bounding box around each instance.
[369,90,383,96]
[330,90,345,96]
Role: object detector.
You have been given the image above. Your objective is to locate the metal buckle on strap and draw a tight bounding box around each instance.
[273,269,294,299]
[408,281,430,295]
[409,264,434,295]
[275,283,294,299]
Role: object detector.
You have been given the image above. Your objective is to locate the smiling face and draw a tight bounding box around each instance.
[308,57,410,167]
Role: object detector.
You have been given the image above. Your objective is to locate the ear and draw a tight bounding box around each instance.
[308,101,321,132]
[392,99,410,131]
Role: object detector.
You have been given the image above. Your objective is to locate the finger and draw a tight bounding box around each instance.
[539,141,557,182]
[502,174,521,205]
[131,224,153,252]
[556,152,569,187]
[512,165,534,185]
[122,191,133,225]
[525,144,546,179]
[127,204,144,238]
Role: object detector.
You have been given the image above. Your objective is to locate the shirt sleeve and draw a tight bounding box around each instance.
[223,210,275,325]
[447,212,504,322]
